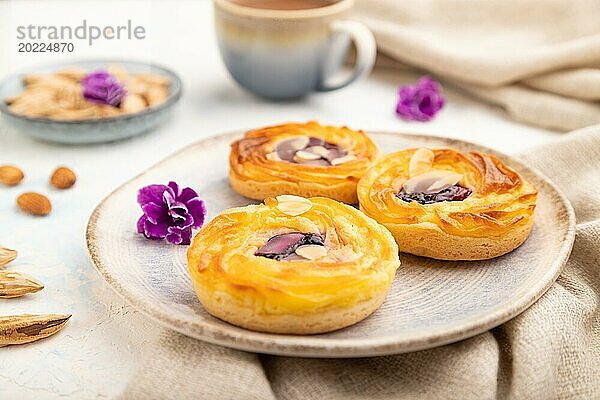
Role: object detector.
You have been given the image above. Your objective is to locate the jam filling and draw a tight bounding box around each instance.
[255,232,325,261]
[276,137,347,166]
[397,184,472,205]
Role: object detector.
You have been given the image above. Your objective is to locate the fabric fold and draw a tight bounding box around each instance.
[119,331,276,400]
[354,0,600,131]
[523,69,600,101]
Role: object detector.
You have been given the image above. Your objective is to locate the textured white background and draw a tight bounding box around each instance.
[0,1,559,398]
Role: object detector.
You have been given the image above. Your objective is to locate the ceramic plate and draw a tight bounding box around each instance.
[0,60,182,144]
[86,131,575,357]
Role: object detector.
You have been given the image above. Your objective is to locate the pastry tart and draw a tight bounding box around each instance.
[187,195,399,334]
[229,121,379,204]
[357,148,537,260]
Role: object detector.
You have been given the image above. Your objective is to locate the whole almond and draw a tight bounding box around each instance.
[144,86,169,107]
[0,247,17,268]
[16,192,52,216]
[0,271,44,298]
[0,165,24,186]
[50,166,76,189]
[0,314,71,347]
[120,94,147,114]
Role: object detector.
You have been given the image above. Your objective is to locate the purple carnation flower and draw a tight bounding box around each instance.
[136,181,207,245]
[81,70,126,107]
[396,76,445,122]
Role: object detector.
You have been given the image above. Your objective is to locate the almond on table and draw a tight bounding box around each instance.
[0,271,44,298]
[16,192,52,216]
[0,165,24,186]
[50,166,77,189]
[0,247,17,268]
[0,314,71,347]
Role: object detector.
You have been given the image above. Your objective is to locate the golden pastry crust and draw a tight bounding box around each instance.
[229,121,380,203]
[357,148,538,260]
[187,196,400,334]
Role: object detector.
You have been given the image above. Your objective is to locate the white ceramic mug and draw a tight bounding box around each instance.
[214,0,376,99]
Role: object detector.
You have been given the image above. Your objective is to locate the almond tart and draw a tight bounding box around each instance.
[187,195,399,334]
[357,148,537,260]
[229,121,380,204]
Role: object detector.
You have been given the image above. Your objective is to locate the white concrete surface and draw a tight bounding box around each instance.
[0,1,560,398]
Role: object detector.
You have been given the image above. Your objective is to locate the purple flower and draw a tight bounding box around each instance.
[136,181,206,245]
[396,76,445,122]
[81,70,126,107]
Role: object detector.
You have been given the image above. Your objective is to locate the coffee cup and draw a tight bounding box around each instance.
[214,0,376,99]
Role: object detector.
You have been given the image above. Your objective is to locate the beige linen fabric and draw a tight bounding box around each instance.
[352,0,600,131]
[121,125,600,400]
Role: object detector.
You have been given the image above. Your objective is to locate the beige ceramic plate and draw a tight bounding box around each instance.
[87,131,575,357]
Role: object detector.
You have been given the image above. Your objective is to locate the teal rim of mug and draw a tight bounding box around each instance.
[214,0,354,19]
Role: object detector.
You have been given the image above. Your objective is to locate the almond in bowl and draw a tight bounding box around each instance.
[0,60,182,144]
[5,64,171,121]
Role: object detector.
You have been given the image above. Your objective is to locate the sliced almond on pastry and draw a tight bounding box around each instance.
[403,170,463,194]
[294,150,321,162]
[295,244,327,260]
[286,136,310,151]
[307,145,330,158]
[330,154,357,166]
[409,148,435,178]
[275,195,312,216]
[265,152,280,161]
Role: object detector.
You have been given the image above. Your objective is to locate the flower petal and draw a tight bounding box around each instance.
[169,204,189,220]
[144,219,169,239]
[167,227,192,245]
[137,215,147,234]
[163,188,176,208]
[178,187,199,203]
[186,198,206,228]
[179,228,192,245]
[166,231,183,245]
[168,181,180,197]
[142,202,165,224]
[138,184,169,206]
[171,214,194,230]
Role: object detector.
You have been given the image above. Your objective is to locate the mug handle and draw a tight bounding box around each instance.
[316,20,377,92]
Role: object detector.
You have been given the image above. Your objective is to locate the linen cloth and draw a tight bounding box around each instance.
[352,0,600,131]
[120,125,600,399]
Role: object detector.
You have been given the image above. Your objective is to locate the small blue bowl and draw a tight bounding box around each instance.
[0,60,182,144]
